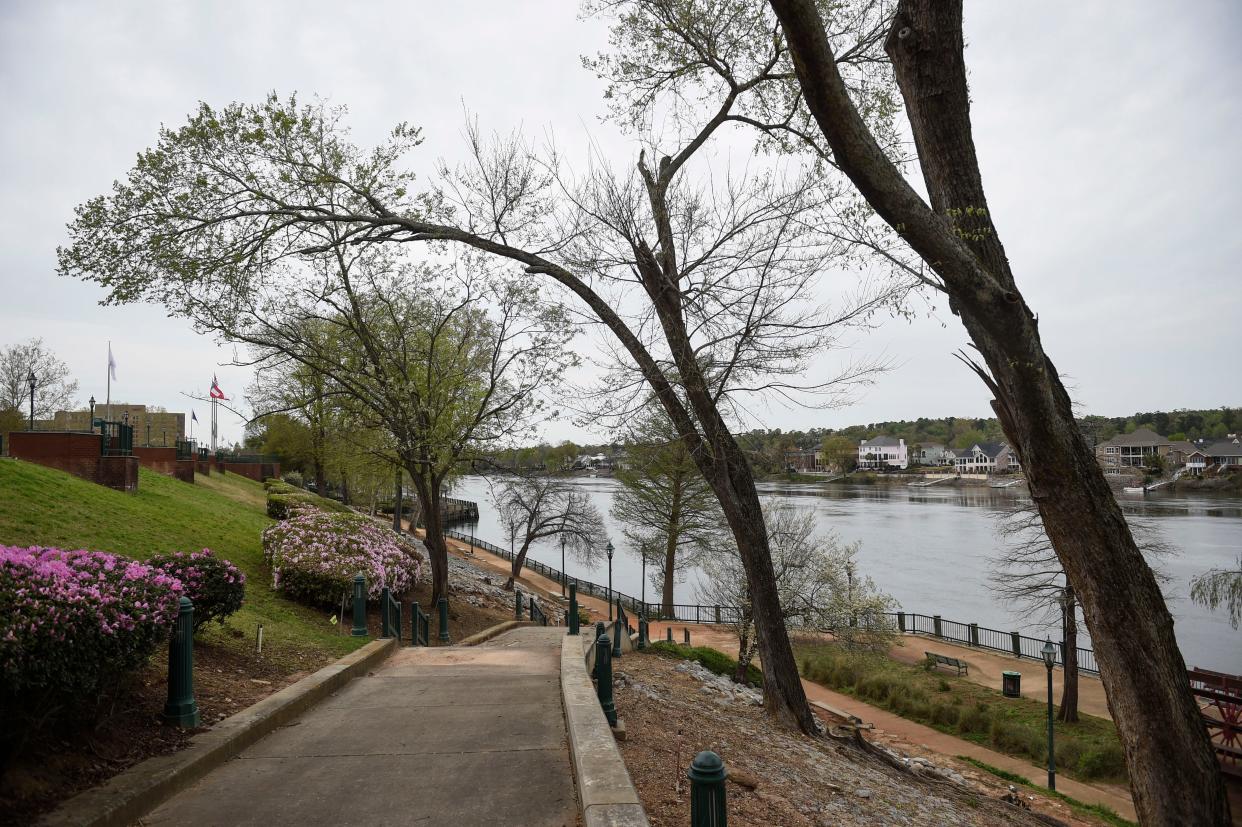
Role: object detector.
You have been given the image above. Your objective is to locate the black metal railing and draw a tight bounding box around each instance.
[100,421,133,456]
[529,596,548,626]
[381,587,402,642]
[411,601,430,646]
[175,439,195,461]
[443,527,1101,674]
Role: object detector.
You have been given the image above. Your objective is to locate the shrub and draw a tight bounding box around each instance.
[990,717,1046,762]
[647,641,764,686]
[930,702,960,728]
[957,703,991,735]
[262,511,424,607]
[147,549,245,631]
[1076,743,1126,780]
[0,546,183,702]
[266,490,353,520]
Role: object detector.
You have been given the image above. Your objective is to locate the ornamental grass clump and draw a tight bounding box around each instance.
[262,511,424,607]
[0,546,183,707]
[147,549,245,631]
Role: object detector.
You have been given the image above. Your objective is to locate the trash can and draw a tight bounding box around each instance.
[1002,671,1021,698]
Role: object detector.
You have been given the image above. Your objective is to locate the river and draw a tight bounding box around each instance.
[448,475,1241,671]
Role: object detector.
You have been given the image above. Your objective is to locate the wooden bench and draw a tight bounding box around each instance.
[925,651,968,676]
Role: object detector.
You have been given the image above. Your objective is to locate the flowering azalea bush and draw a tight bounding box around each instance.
[0,546,183,700]
[147,549,245,631]
[262,511,424,607]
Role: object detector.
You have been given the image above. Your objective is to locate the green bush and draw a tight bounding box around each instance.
[147,549,245,631]
[957,703,990,735]
[266,491,352,520]
[647,641,763,686]
[930,702,960,728]
[1076,743,1126,780]
[990,718,1046,762]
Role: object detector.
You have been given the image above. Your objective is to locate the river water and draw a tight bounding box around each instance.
[449,475,1241,671]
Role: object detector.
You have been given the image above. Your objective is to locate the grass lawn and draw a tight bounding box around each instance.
[0,459,366,666]
[794,638,1127,784]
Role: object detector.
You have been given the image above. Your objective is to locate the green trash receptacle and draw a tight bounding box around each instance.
[1002,671,1021,698]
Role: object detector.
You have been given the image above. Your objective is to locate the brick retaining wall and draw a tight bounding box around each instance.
[9,431,139,492]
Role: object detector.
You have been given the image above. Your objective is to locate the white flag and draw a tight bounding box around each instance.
[107,343,117,381]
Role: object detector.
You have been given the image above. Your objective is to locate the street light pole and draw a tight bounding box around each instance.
[88,396,96,432]
[606,540,614,620]
[27,369,36,430]
[1041,638,1057,790]
[560,533,567,597]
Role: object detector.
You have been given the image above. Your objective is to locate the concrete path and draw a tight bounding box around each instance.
[145,627,577,827]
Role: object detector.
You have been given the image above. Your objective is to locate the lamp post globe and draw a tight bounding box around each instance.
[606,540,614,620]
[1041,638,1057,790]
[26,369,36,430]
[88,396,96,432]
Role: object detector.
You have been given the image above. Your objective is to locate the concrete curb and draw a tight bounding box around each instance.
[457,618,535,646]
[41,637,397,827]
[560,635,649,827]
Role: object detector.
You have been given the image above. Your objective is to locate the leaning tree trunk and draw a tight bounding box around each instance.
[769,0,1230,820]
[505,541,533,591]
[1060,586,1080,723]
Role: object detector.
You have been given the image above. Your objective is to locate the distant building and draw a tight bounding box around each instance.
[953,442,1019,474]
[47,404,186,447]
[911,443,949,466]
[1202,436,1242,468]
[858,436,907,470]
[783,447,821,472]
[1095,427,1172,470]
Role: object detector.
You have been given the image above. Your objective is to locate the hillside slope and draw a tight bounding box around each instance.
[0,458,362,661]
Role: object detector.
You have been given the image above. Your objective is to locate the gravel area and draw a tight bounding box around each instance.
[613,653,1104,827]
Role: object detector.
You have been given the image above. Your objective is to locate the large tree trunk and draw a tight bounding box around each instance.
[409,469,450,606]
[505,540,533,591]
[1060,586,1080,723]
[661,533,677,618]
[769,0,1230,820]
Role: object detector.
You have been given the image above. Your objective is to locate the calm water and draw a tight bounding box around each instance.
[450,475,1241,671]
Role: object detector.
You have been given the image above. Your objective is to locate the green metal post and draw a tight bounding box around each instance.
[162,596,200,727]
[969,622,979,647]
[666,627,673,642]
[351,574,367,636]
[1011,631,1022,658]
[381,586,392,637]
[438,597,450,643]
[1046,663,1056,790]
[933,614,942,638]
[411,601,421,646]
[612,617,623,659]
[595,631,618,727]
[688,750,727,826]
[515,588,524,620]
[568,584,579,636]
[898,611,906,632]
[684,628,690,645]
[637,616,647,650]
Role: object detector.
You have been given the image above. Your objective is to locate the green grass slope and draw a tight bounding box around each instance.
[0,459,364,663]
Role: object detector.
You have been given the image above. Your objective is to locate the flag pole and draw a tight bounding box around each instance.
[106,340,112,423]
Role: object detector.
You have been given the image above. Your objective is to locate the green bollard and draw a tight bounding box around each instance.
[688,750,728,826]
[667,626,673,643]
[684,628,691,645]
[568,584,579,636]
[381,586,392,637]
[592,621,606,680]
[351,574,368,636]
[515,588,524,620]
[595,632,618,727]
[637,616,648,650]
[438,596,450,643]
[613,617,623,659]
[162,596,200,727]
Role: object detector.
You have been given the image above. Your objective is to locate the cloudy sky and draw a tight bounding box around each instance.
[2,1,1238,446]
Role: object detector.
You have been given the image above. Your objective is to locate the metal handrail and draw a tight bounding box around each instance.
[381,587,402,643]
[411,601,430,646]
[529,596,548,627]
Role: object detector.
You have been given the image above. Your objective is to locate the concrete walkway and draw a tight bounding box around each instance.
[145,627,577,827]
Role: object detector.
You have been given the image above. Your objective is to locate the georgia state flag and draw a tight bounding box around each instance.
[210,375,227,400]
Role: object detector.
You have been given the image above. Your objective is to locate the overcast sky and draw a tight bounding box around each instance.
[2,1,1238,446]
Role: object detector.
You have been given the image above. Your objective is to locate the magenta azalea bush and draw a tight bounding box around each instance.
[262,511,424,607]
[147,549,245,631]
[0,546,183,700]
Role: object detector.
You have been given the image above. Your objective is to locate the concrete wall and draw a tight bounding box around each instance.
[9,431,139,492]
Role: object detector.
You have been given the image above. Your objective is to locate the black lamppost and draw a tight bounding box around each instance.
[1041,638,1058,790]
[88,396,96,432]
[26,369,35,430]
[606,540,614,620]
[146,422,151,447]
[640,546,647,615]
[560,532,567,597]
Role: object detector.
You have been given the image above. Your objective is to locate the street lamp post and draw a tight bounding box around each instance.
[640,549,647,615]
[146,422,151,447]
[606,540,614,620]
[560,533,567,597]
[88,396,96,432]
[27,369,36,430]
[1041,638,1057,790]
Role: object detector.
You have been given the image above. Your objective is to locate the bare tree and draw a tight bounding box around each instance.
[0,338,79,423]
[698,502,893,682]
[492,474,606,589]
[667,0,1238,818]
[611,406,726,615]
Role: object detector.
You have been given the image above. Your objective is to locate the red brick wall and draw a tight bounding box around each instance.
[195,460,212,476]
[174,461,195,483]
[218,461,281,481]
[8,431,138,493]
[134,446,178,477]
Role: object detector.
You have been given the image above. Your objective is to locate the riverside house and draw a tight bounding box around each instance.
[858,436,908,470]
[952,442,1020,474]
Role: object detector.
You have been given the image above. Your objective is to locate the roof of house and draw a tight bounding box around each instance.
[1099,427,1169,448]
[1203,438,1242,458]
[1169,440,1198,454]
[861,435,903,447]
[918,443,946,451]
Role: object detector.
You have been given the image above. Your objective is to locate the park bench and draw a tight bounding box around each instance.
[925,651,968,676]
